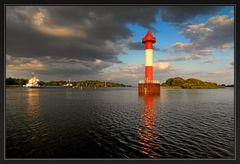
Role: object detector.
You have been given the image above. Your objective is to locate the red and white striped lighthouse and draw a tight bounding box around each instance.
[142,30,156,82]
[138,30,160,95]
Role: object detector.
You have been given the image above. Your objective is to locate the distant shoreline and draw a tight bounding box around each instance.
[160,86,234,89]
[6,78,133,88]
[5,85,133,88]
[6,85,234,89]
[5,77,234,89]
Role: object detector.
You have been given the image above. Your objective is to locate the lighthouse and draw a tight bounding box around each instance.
[138,30,160,95]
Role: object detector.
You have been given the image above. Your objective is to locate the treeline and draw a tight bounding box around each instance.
[161,77,225,89]
[6,77,28,86]
[5,77,132,88]
[38,80,131,87]
[74,80,132,87]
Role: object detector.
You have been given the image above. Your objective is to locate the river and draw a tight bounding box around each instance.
[5,87,235,158]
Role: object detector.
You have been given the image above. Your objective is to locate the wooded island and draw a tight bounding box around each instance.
[161,77,230,89]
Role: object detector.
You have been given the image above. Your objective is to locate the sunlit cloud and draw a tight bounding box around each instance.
[7,58,47,71]
[172,15,233,54]
[159,55,202,62]
[154,62,176,71]
[203,58,218,64]
[207,15,233,26]
[95,59,103,64]
[32,11,87,38]
[155,62,170,69]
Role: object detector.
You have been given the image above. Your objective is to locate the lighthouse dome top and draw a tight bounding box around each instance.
[142,30,156,43]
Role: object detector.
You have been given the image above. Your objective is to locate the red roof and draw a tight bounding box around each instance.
[142,30,156,43]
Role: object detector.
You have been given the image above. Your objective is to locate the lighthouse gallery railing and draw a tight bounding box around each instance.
[138,80,160,84]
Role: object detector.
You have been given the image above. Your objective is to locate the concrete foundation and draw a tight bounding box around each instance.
[138,83,160,95]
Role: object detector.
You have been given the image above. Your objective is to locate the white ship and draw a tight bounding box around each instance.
[23,73,41,88]
[63,80,73,88]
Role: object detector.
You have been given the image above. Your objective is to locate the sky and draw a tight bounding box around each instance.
[6,6,234,86]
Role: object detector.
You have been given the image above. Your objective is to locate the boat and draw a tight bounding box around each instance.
[63,80,73,88]
[23,73,42,88]
[23,73,74,88]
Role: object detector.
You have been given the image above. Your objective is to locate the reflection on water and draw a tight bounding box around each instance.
[26,89,40,120]
[138,95,161,158]
[65,88,73,99]
[25,89,48,145]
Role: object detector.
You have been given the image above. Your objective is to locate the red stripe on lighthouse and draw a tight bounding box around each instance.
[145,66,153,81]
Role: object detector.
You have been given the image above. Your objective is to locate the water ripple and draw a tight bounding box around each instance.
[6,88,235,158]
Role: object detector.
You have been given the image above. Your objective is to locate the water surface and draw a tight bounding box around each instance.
[6,87,235,158]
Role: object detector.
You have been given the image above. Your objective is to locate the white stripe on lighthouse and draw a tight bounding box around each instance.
[145,49,153,66]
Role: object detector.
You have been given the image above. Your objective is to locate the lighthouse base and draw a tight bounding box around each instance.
[138,81,160,96]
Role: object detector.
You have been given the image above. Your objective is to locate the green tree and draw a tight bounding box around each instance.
[171,77,185,86]
[165,78,174,86]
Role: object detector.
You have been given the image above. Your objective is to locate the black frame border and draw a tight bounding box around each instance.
[1,0,239,164]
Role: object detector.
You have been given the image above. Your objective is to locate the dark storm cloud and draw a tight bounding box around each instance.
[6,6,159,63]
[159,6,223,24]
[45,6,159,31]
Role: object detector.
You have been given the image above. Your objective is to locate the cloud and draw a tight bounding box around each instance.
[32,11,87,38]
[171,42,193,52]
[199,16,234,50]
[7,6,224,62]
[6,6,226,82]
[100,64,144,84]
[154,62,175,72]
[6,6,161,63]
[170,44,214,56]
[159,55,202,62]
[6,55,47,71]
[95,59,103,64]
[180,24,212,41]
[6,6,160,81]
[154,62,170,69]
[172,15,234,54]
[203,58,218,64]
[6,55,113,80]
[101,62,177,86]
[159,6,223,24]
[230,61,234,66]
[128,42,143,50]
[197,50,214,56]
[208,15,231,26]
